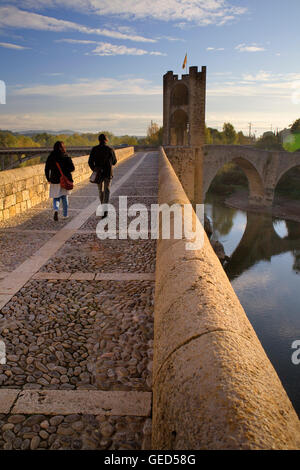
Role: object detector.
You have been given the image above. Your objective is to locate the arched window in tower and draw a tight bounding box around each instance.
[171,83,189,107]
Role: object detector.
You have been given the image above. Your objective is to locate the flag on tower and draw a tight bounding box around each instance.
[182,53,187,70]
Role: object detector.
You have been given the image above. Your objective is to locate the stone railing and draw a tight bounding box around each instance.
[152,147,300,449]
[0,147,134,221]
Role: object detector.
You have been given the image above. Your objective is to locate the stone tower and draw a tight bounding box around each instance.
[163,65,206,147]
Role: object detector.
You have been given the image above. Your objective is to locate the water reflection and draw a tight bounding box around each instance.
[206,195,300,280]
[205,194,300,416]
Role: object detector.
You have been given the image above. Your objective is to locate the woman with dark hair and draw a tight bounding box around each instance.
[45,141,75,221]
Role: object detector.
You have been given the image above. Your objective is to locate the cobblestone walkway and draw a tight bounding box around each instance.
[0,152,158,450]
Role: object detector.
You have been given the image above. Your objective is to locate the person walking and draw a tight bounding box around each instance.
[88,133,117,218]
[45,141,75,221]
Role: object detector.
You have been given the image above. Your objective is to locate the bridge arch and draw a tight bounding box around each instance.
[274,156,300,189]
[204,156,265,206]
[273,161,300,209]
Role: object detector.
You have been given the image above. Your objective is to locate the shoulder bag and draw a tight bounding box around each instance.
[56,162,74,190]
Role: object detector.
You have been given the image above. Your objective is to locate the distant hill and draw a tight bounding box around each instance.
[15,130,75,136]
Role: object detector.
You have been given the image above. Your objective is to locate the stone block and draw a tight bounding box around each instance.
[25,177,34,189]
[12,390,152,417]
[5,183,12,197]
[0,390,20,414]
[15,203,21,215]
[22,189,29,201]
[16,180,26,192]
[29,188,35,199]
[9,205,16,218]
[20,201,27,212]
[16,192,23,204]
[2,209,10,220]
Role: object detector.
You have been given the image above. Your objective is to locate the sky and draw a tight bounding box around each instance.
[0,0,300,136]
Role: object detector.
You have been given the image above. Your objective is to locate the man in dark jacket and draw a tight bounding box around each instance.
[88,134,117,215]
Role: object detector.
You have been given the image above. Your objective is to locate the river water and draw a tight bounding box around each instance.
[205,194,300,417]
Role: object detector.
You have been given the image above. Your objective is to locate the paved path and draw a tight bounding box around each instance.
[0,151,158,450]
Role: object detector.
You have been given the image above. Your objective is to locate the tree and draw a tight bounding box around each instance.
[255,132,283,151]
[236,131,255,146]
[146,121,163,146]
[207,127,223,144]
[117,135,139,146]
[290,118,300,133]
[205,126,212,144]
[222,122,237,145]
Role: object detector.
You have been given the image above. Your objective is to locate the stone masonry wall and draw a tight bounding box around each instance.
[152,147,300,449]
[163,146,204,205]
[0,147,134,221]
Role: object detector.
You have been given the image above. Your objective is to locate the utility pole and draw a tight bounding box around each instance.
[248,122,252,138]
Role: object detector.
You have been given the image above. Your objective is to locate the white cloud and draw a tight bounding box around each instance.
[207,71,300,100]
[0,41,29,50]
[0,6,155,43]
[206,46,225,51]
[56,39,97,45]
[13,77,162,97]
[89,42,166,56]
[242,71,272,82]
[56,39,166,56]
[9,1,248,27]
[235,43,265,52]
[157,36,185,42]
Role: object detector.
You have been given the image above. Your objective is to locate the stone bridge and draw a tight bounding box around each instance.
[0,147,299,450]
[165,145,300,207]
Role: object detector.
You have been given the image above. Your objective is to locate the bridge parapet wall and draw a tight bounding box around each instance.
[152,146,300,449]
[0,147,134,221]
[165,144,300,207]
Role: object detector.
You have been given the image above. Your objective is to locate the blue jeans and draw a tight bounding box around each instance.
[53,196,68,217]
